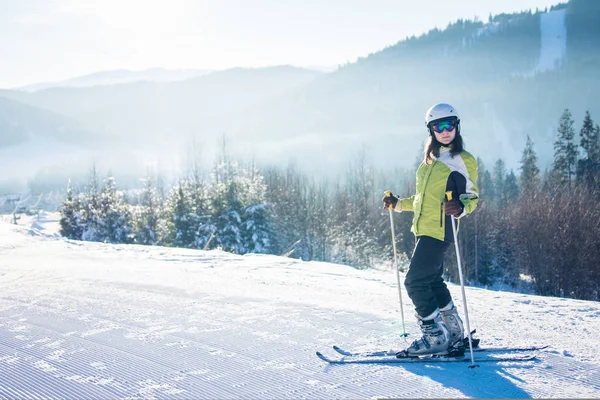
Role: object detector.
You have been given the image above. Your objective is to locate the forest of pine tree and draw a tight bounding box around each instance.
[59,110,600,301]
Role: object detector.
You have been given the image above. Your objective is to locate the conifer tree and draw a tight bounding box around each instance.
[100,175,133,243]
[243,202,275,254]
[492,159,506,204]
[81,165,102,241]
[59,179,83,239]
[163,183,196,247]
[503,170,520,202]
[239,164,276,254]
[480,166,494,203]
[208,158,248,253]
[552,109,578,186]
[577,112,600,187]
[184,163,214,250]
[133,173,163,245]
[519,135,540,194]
[579,111,598,160]
[212,179,245,253]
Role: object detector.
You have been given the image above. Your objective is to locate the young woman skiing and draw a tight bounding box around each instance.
[383,103,479,356]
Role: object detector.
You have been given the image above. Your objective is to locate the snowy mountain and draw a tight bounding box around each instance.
[0,97,103,192]
[0,66,322,147]
[1,213,599,398]
[228,2,600,170]
[15,68,215,92]
[2,1,599,183]
[0,97,91,148]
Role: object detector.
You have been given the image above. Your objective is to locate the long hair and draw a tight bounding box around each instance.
[423,128,464,165]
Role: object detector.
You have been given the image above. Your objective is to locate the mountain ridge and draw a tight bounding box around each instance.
[14,67,215,92]
[1,0,599,190]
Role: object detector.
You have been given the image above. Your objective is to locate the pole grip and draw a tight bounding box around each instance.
[384,191,393,210]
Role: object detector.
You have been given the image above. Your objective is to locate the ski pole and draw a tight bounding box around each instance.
[445,191,478,369]
[384,191,408,337]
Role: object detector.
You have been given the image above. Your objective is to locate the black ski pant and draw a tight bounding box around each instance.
[404,235,452,319]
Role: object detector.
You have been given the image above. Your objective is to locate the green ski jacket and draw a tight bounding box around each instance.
[394,147,479,242]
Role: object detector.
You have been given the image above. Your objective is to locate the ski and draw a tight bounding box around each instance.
[316,351,536,365]
[332,344,548,357]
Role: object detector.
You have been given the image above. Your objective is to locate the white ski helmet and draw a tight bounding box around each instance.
[425,103,460,127]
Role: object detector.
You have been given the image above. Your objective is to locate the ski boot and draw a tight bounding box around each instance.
[397,310,450,357]
[440,300,464,348]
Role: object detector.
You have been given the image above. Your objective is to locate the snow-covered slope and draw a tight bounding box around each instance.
[1,213,599,399]
[536,9,567,73]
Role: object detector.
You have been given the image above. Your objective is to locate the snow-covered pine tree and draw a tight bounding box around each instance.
[209,160,245,253]
[81,165,102,242]
[187,178,214,250]
[243,203,274,254]
[99,175,133,244]
[240,166,276,254]
[133,174,163,245]
[182,142,215,249]
[163,182,197,248]
[59,179,84,239]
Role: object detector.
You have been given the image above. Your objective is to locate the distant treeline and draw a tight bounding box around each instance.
[60,108,600,301]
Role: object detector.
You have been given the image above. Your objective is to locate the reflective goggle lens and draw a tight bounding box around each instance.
[430,120,456,133]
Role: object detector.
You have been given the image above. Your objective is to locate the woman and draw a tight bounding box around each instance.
[383,103,479,356]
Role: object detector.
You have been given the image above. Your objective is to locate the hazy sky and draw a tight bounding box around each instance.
[1,0,560,88]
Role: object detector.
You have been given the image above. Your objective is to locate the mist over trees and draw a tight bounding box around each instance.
[59,109,600,302]
[3,0,600,195]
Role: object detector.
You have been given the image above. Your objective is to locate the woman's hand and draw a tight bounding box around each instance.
[383,192,399,210]
[444,198,463,217]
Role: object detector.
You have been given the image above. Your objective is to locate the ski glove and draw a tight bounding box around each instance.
[444,198,463,217]
[382,192,399,210]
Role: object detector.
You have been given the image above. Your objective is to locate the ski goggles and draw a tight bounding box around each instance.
[429,119,457,133]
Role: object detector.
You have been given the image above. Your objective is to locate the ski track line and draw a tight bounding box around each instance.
[0,292,365,384]
[6,290,408,398]
[2,306,584,399]
[0,383,32,400]
[0,329,187,399]
[0,306,357,399]
[0,292,547,399]
[0,354,55,400]
[12,290,599,397]
[0,313,243,399]
[68,277,395,334]
[533,353,600,390]
[0,327,245,400]
[0,315,215,400]
[2,294,305,369]
[0,342,99,400]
